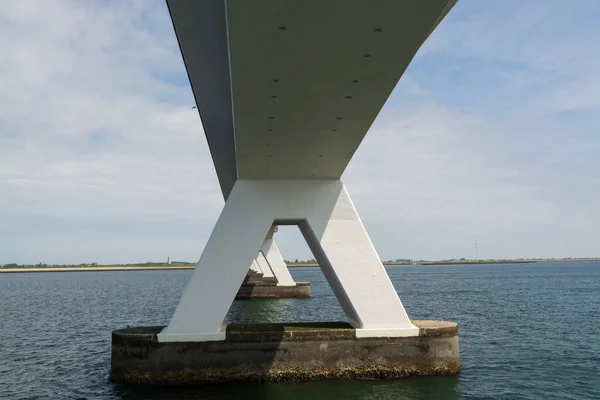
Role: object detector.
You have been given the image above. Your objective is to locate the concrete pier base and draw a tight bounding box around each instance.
[241,270,276,285]
[235,270,311,299]
[110,320,459,384]
[236,282,310,299]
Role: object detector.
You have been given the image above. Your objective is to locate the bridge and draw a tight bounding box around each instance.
[111,0,460,384]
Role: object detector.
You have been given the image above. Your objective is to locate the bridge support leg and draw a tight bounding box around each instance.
[250,259,261,274]
[258,227,296,286]
[158,179,417,342]
[248,229,293,283]
[253,251,273,278]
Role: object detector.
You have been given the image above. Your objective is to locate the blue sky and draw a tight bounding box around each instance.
[1,0,600,264]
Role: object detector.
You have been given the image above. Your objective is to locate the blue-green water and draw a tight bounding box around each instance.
[1,262,599,399]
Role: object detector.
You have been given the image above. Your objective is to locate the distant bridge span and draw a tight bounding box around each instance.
[160,0,457,342]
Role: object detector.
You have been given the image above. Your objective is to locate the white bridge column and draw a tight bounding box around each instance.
[250,230,296,280]
[259,227,295,286]
[250,259,262,274]
[158,179,417,342]
[249,228,291,282]
[253,252,273,278]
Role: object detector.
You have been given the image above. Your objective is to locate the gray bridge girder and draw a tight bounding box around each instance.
[167,0,457,185]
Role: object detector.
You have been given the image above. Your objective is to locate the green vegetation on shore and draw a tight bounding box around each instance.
[0,261,195,269]
[283,259,317,265]
[382,257,600,265]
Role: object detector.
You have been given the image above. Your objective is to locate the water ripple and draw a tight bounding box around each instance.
[1,263,599,399]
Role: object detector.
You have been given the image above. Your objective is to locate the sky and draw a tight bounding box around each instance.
[1,0,600,265]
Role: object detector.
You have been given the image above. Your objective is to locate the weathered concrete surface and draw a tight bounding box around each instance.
[235,270,311,299]
[242,270,277,285]
[110,320,459,384]
[236,282,310,299]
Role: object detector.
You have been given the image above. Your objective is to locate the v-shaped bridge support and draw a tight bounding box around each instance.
[253,226,296,286]
[158,179,417,342]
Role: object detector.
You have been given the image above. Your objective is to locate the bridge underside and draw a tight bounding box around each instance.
[160,0,457,341]
[170,0,455,181]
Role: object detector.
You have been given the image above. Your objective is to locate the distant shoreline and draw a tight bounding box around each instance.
[0,265,196,274]
[285,261,540,267]
[1,258,598,274]
[289,259,600,267]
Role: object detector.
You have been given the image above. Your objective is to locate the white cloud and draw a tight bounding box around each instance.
[2,0,600,263]
[345,103,554,236]
[0,0,223,263]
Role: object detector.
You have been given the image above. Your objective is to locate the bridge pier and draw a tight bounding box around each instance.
[111,180,459,382]
[235,227,312,299]
[111,0,460,383]
[111,321,459,384]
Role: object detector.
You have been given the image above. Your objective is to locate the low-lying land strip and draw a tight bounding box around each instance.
[288,258,600,267]
[1,258,598,273]
[0,263,195,274]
